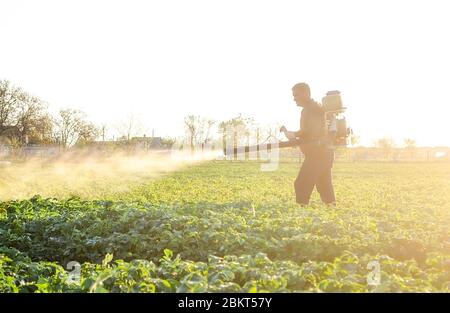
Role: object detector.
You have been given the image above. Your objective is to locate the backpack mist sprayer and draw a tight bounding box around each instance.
[322,90,352,147]
[223,90,352,157]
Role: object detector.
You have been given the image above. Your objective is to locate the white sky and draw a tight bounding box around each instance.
[1,0,449,146]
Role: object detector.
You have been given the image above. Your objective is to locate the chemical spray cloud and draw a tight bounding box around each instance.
[170,124,279,171]
[0,149,195,200]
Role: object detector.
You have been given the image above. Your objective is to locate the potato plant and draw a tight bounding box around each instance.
[1,161,450,292]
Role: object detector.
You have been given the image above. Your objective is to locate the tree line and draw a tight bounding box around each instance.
[182,114,283,152]
[0,80,98,148]
[1,80,423,154]
[0,80,278,151]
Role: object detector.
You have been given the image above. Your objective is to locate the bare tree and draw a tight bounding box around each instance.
[54,109,98,148]
[115,114,147,141]
[200,118,215,150]
[375,137,396,160]
[28,113,54,144]
[184,115,202,152]
[16,95,53,144]
[161,136,176,149]
[0,80,54,145]
[404,138,417,159]
[262,124,285,143]
[100,124,107,141]
[0,80,22,133]
[77,122,100,145]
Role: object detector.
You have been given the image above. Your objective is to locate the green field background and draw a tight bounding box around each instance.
[1,161,450,292]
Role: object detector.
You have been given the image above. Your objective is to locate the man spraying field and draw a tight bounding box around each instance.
[281,83,336,206]
[224,82,350,206]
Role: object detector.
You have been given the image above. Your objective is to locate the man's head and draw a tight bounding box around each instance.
[292,82,311,107]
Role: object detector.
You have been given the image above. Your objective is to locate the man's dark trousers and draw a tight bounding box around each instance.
[294,144,336,205]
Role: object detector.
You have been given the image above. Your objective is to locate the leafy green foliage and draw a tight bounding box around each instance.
[1,161,450,292]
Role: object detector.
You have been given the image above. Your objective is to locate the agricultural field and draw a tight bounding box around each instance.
[1,160,450,292]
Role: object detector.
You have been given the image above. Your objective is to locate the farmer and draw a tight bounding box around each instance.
[281,82,336,206]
